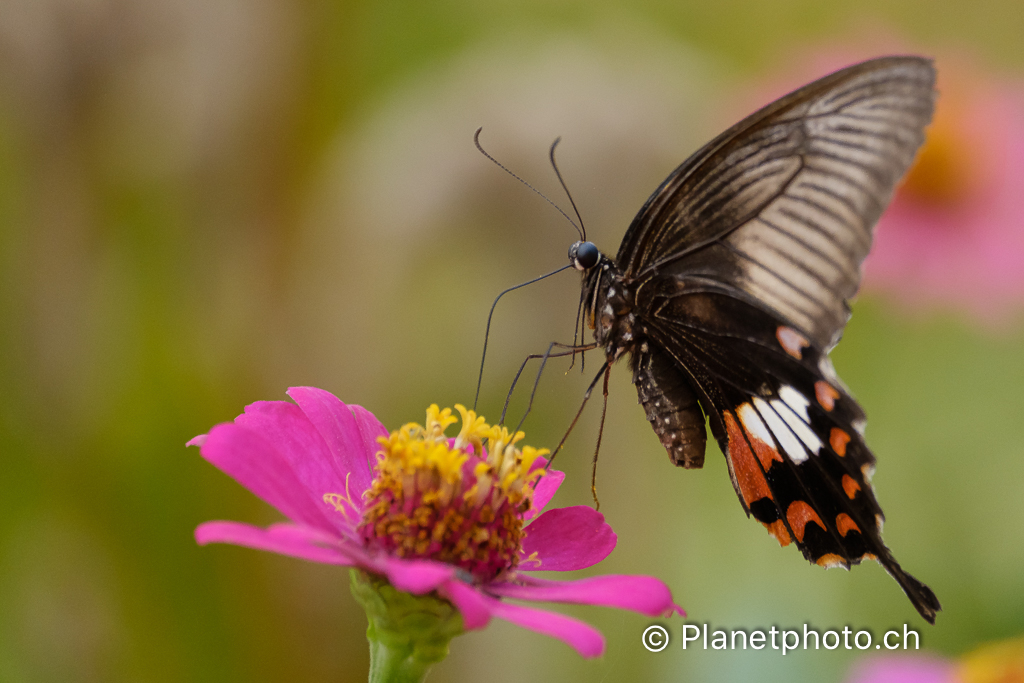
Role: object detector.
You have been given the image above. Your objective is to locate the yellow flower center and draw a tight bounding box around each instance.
[354,405,548,581]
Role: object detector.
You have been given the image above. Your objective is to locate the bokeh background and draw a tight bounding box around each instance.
[2,1,1023,681]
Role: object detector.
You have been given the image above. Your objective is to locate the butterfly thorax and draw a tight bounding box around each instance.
[576,247,709,469]
[580,254,638,361]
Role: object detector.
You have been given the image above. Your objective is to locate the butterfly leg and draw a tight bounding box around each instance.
[501,341,598,427]
[547,360,610,471]
[590,363,613,509]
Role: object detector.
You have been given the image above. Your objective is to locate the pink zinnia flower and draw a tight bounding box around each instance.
[846,634,1024,683]
[847,655,959,683]
[847,634,1024,683]
[190,387,682,658]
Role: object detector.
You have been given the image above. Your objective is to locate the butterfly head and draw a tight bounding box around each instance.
[568,241,600,271]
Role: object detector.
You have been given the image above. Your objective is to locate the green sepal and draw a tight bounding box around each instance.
[350,568,464,683]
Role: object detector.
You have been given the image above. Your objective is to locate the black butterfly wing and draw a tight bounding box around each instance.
[618,57,939,621]
[619,56,936,350]
[639,288,939,622]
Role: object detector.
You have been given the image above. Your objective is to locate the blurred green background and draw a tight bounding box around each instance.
[1,0,1023,681]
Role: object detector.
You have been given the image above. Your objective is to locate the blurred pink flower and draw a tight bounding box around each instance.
[846,635,1024,683]
[847,655,959,683]
[864,63,1024,324]
[190,387,682,657]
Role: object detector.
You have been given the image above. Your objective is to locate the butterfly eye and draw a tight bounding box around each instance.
[570,241,600,270]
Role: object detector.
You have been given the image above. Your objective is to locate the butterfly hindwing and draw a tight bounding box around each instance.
[638,288,938,620]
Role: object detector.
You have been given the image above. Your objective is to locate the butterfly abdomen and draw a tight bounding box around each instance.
[633,346,708,468]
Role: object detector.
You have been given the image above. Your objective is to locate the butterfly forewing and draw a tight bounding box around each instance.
[618,56,935,349]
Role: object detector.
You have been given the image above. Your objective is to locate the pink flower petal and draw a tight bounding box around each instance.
[520,506,616,571]
[237,399,362,528]
[349,403,390,460]
[287,387,386,501]
[485,597,606,658]
[437,579,493,630]
[195,521,356,565]
[488,575,684,617]
[186,434,207,447]
[198,422,339,533]
[524,469,564,521]
[380,557,458,594]
[846,655,958,683]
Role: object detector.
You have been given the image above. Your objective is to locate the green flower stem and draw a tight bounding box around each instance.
[350,569,464,683]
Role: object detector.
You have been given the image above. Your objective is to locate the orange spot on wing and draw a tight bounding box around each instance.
[737,404,784,470]
[752,439,783,471]
[724,412,773,506]
[842,474,861,499]
[762,520,792,547]
[815,381,840,411]
[786,501,826,543]
[776,326,810,359]
[830,428,851,456]
[860,553,877,562]
[836,513,861,537]
[816,553,846,569]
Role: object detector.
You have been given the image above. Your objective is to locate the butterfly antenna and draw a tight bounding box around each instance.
[474,128,583,239]
[547,136,590,371]
[548,137,587,241]
[473,265,574,411]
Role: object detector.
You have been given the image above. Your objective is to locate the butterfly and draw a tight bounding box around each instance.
[568,56,941,622]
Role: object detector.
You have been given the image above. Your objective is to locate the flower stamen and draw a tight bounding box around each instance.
[323,472,358,518]
[359,405,548,581]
